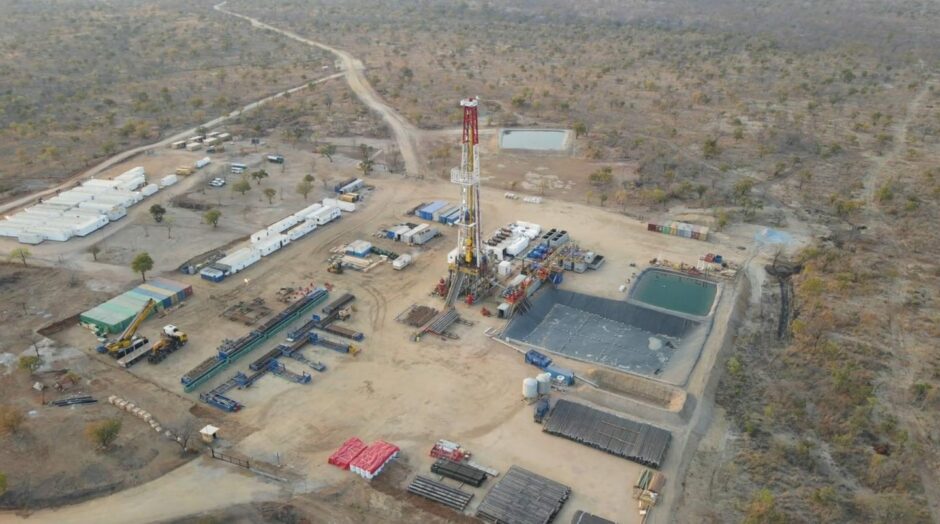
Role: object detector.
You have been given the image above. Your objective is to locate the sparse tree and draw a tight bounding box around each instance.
[17,356,41,373]
[573,122,587,138]
[703,137,720,159]
[263,187,277,204]
[359,143,370,161]
[203,209,222,228]
[319,144,336,163]
[589,166,613,186]
[232,178,251,196]
[170,418,199,454]
[0,405,25,434]
[8,248,30,267]
[149,204,166,223]
[615,189,629,210]
[359,159,374,177]
[250,169,269,186]
[88,245,101,262]
[296,179,314,201]
[85,419,122,450]
[798,170,813,190]
[131,252,154,282]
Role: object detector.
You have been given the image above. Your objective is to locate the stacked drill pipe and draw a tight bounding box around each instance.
[542,399,671,468]
[309,332,356,354]
[431,458,488,487]
[424,307,459,336]
[407,476,474,511]
[476,466,570,524]
[181,288,328,392]
[322,292,355,316]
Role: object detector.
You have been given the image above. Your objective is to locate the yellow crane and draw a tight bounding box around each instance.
[97,299,157,358]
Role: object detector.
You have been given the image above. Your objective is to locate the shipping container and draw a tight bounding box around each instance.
[402,223,428,244]
[200,267,225,282]
[186,142,203,152]
[411,226,439,245]
[434,206,458,222]
[417,201,447,221]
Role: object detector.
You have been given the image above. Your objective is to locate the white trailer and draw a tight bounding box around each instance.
[195,157,211,169]
[141,184,159,197]
[293,203,323,220]
[310,205,341,225]
[392,254,412,270]
[286,220,317,241]
[256,234,286,256]
[159,174,179,188]
[267,215,300,234]
[322,197,356,213]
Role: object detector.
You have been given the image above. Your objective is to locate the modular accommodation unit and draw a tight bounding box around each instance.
[286,220,317,241]
[310,205,340,225]
[267,215,300,234]
[294,203,323,220]
[322,198,356,213]
[159,174,179,188]
[417,201,447,221]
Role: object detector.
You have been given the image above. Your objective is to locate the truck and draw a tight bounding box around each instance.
[392,254,412,270]
[148,325,188,364]
[266,154,284,164]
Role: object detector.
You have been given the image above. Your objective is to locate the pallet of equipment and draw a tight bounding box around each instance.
[431,459,488,487]
[407,475,474,511]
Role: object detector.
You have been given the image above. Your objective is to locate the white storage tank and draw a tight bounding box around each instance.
[536,373,552,395]
[523,378,539,400]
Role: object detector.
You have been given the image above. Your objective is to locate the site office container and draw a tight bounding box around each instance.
[333,177,357,192]
[311,205,341,225]
[200,267,226,282]
[195,157,211,169]
[338,178,363,194]
[287,220,317,241]
[411,226,438,245]
[159,174,179,188]
[294,203,323,221]
[418,201,447,220]
[268,215,300,235]
[402,223,428,244]
[256,234,286,256]
[322,198,356,213]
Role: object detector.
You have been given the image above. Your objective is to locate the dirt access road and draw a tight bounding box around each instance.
[213,1,422,177]
[0,73,343,216]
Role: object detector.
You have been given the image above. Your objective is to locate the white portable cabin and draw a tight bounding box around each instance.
[255,234,286,256]
[216,247,260,274]
[293,203,323,220]
[250,229,270,244]
[71,215,109,236]
[82,179,123,189]
[322,197,356,213]
[159,174,179,188]
[23,206,64,218]
[16,232,44,245]
[402,224,428,244]
[49,191,94,205]
[286,220,317,241]
[310,205,340,225]
[505,236,529,257]
[195,157,211,169]
[29,226,72,242]
[267,215,300,235]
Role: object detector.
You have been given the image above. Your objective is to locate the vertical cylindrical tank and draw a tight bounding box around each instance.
[523,378,539,399]
[536,373,552,395]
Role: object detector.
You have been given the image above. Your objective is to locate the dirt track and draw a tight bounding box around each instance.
[213,1,422,177]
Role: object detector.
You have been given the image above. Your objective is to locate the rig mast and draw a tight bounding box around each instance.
[445,97,491,304]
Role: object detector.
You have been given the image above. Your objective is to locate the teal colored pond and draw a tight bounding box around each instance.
[631,269,717,317]
[499,129,569,150]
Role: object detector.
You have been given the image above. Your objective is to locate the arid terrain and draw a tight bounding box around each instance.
[1,1,938,524]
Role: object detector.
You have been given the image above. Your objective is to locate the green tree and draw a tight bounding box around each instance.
[798,170,813,190]
[743,488,785,524]
[263,187,277,204]
[250,169,269,185]
[716,209,730,231]
[203,209,222,228]
[573,122,587,138]
[8,247,30,267]
[732,178,755,202]
[359,159,374,177]
[296,179,314,201]
[319,144,337,163]
[0,405,25,434]
[0,471,6,495]
[703,137,720,159]
[17,355,41,372]
[88,245,101,261]
[86,419,122,450]
[149,204,166,223]
[232,178,251,196]
[131,252,154,282]
[588,166,613,186]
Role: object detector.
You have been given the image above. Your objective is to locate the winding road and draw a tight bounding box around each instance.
[213,2,422,177]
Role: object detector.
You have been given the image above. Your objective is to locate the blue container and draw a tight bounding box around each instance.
[525,350,552,369]
[714,255,723,264]
[551,273,563,285]
[545,365,575,386]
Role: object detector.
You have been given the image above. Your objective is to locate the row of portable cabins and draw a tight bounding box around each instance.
[416,201,463,225]
[200,201,346,282]
[647,221,709,241]
[79,278,193,334]
[0,167,163,244]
